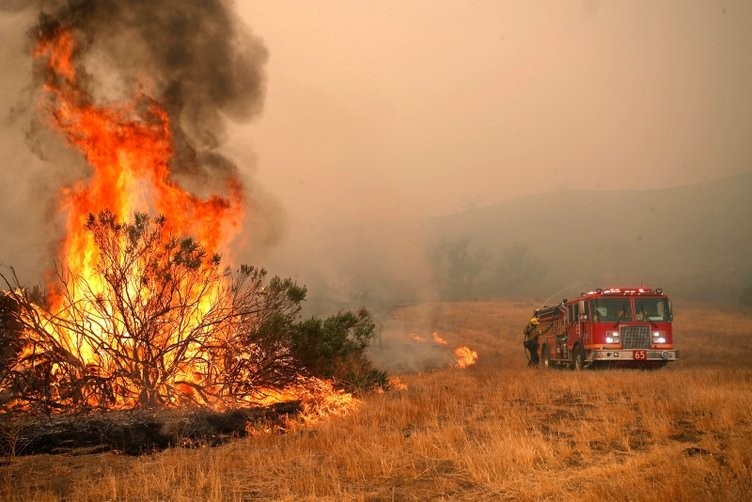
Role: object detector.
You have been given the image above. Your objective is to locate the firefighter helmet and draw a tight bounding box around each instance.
[529,317,539,325]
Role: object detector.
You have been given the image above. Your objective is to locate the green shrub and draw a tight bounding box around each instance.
[291,309,389,393]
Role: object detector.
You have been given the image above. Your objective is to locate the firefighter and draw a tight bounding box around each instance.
[523,316,542,367]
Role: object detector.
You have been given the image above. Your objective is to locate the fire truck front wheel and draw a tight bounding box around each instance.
[572,344,585,371]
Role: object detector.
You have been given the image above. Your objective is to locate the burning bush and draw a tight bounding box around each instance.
[0,293,25,402]
[0,212,385,413]
[0,7,388,418]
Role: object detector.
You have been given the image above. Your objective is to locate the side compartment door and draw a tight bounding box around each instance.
[561,303,577,359]
[580,300,591,345]
[575,300,588,348]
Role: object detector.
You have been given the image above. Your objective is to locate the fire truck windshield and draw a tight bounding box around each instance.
[634,297,672,321]
[591,298,632,322]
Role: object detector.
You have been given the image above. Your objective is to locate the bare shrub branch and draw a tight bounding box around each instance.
[1,211,307,412]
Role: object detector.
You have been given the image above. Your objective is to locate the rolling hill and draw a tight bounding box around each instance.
[428,171,752,303]
[287,172,752,312]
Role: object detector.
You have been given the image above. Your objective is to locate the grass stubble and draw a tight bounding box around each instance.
[1,300,751,501]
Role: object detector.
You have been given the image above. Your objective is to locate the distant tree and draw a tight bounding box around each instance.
[429,237,491,300]
[428,237,550,300]
[483,243,549,298]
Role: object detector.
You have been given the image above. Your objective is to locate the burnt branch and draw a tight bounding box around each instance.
[1,211,307,413]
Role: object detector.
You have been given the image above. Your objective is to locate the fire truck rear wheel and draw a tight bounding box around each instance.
[573,344,585,371]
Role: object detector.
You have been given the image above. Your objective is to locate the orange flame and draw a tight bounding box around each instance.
[407,330,478,370]
[35,29,242,298]
[410,333,426,343]
[26,28,246,408]
[249,377,358,432]
[453,346,479,369]
[431,331,448,345]
[388,376,408,391]
[17,27,360,414]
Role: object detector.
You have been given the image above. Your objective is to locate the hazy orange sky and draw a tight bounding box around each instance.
[1,0,751,286]
[233,0,752,227]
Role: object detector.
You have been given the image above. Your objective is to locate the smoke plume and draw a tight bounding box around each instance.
[1,0,282,282]
[32,0,267,180]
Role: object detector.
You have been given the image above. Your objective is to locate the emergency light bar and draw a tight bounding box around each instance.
[583,288,664,296]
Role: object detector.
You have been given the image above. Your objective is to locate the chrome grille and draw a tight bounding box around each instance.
[620,325,650,349]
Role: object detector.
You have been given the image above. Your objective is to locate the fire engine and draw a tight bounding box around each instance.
[528,287,679,369]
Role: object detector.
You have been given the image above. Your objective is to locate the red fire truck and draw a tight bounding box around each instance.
[529,287,679,369]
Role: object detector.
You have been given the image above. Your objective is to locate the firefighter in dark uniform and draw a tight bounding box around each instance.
[523,316,542,367]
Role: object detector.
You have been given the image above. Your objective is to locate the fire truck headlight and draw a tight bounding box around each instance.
[606,330,619,344]
[652,331,666,344]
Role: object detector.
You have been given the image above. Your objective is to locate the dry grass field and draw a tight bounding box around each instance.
[1,300,751,501]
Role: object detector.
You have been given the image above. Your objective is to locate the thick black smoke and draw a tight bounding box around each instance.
[1,1,283,283]
[31,0,268,184]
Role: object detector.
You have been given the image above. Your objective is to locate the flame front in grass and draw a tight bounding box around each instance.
[407,330,479,370]
[387,376,408,391]
[410,333,426,343]
[453,346,479,369]
[431,332,448,345]
[244,376,359,436]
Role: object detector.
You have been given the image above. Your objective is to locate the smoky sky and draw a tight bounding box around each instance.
[227,1,752,310]
[240,1,752,222]
[4,0,752,311]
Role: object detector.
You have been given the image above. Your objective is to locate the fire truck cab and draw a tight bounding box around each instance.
[532,288,679,369]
